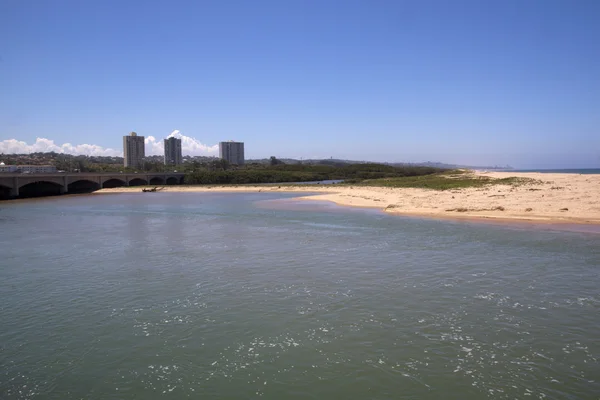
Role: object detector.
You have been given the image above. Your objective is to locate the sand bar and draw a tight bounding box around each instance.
[95,171,600,225]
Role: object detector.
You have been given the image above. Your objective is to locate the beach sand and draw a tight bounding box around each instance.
[95,171,600,224]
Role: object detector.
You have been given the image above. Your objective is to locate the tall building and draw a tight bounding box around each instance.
[164,137,183,165]
[123,132,145,168]
[219,141,245,165]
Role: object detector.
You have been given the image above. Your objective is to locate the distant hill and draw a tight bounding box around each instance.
[388,161,514,170]
[248,158,513,170]
[246,158,368,167]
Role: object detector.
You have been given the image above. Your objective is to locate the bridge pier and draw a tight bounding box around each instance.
[11,177,19,197]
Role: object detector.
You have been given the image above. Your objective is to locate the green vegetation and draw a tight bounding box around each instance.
[351,171,542,190]
[184,163,443,185]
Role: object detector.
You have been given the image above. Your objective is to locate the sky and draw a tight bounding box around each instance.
[0,0,599,168]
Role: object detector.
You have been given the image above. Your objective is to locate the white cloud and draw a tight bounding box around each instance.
[0,137,122,156]
[144,130,219,156]
[0,130,219,157]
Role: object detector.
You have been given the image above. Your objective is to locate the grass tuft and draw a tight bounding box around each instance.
[349,172,542,191]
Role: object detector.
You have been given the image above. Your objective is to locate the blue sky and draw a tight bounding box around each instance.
[1,0,598,168]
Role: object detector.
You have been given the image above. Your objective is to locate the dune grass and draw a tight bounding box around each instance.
[349,171,542,191]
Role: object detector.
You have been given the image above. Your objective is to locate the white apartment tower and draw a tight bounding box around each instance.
[123,132,145,168]
[219,141,245,165]
[164,137,183,165]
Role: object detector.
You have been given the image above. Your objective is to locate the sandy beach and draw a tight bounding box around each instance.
[95,171,600,224]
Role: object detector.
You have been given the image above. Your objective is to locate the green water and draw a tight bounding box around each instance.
[1,193,599,399]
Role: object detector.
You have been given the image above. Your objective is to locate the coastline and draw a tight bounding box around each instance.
[94,171,600,225]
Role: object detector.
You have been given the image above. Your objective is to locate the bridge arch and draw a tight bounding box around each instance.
[68,179,101,193]
[18,177,64,187]
[129,178,148,186]
[166,177,179,185]
[18,181,64,198]
[102,178,126,188]
[0,184,11,200]
[149,177,165,185]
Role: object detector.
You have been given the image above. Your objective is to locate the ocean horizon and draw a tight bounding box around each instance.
[509,168,600,174]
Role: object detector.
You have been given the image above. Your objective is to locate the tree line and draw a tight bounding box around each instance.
[184,163,444,185]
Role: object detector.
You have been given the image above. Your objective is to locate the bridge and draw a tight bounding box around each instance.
[0,172,185,199]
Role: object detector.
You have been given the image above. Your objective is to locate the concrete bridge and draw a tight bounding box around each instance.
[0,172,185,199]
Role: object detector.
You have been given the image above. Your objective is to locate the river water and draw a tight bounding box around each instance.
[1,192,599,399]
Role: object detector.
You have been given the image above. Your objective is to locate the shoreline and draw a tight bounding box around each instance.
[92,171,600,226]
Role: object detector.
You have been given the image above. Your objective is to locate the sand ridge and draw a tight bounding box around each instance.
[95,171,600,224]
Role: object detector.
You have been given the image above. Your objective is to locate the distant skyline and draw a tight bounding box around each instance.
[1,0,599,169]
[0,130,218,155]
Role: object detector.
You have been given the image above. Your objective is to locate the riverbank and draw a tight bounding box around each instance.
[95,171,600,224]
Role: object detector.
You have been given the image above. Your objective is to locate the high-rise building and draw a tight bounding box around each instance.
[123,132,145,168]
[164,137,183,165]
[219,141,245,165]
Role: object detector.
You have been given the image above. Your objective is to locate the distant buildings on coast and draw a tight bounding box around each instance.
[123,132,145,168]
[164,137,183,166]
[219,141,245,165]
[0,132,245,171]
[122,132,244,168]
[0,163,56,173]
